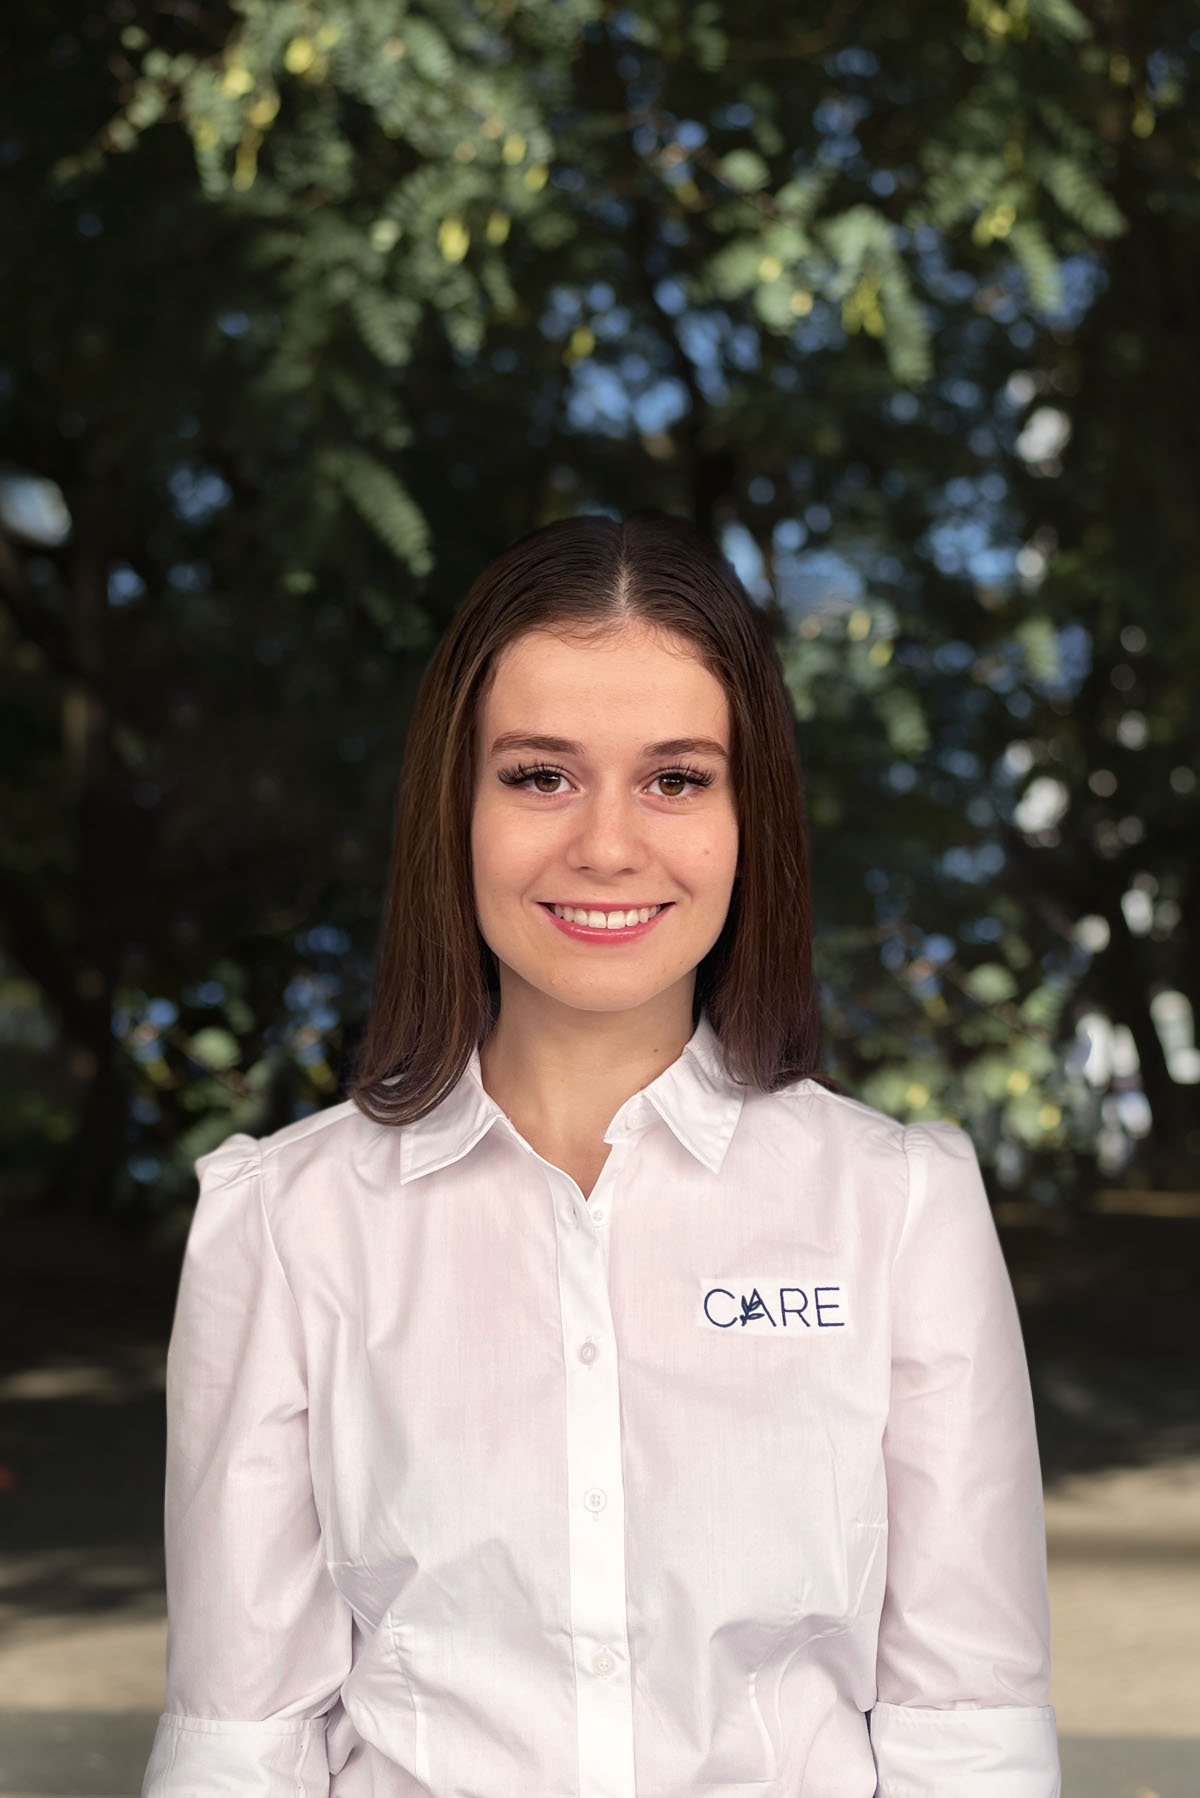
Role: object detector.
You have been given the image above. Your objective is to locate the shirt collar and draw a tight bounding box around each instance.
[397,1009,745,1185]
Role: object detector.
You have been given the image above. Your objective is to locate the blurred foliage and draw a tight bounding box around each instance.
[0,0,1197,1234]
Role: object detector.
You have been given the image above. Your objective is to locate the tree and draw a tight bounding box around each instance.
[1,0,1194,1229]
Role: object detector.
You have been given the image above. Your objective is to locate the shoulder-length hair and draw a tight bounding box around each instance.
[346,508,844,1125]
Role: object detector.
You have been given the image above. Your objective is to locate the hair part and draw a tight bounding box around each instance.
[345,508,845,1124]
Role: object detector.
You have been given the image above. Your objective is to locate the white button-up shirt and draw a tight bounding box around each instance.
[142,1010,1060,1798]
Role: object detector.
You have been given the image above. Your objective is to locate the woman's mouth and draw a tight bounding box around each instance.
[539,901,672,942]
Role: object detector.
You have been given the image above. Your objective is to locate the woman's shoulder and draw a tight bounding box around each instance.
[188,1100,397,1281]
[192,1098,390,1206]
[196,1096,370,1167]
[764,1080,980,1181]
[758,1074,909,1155]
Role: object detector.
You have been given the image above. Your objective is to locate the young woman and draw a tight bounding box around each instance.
[143,510,1060,1798]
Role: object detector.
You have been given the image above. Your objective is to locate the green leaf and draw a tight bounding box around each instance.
[876,686,931,756]
[1038,154,1126,237]
[1015,617,1062,685]
[706,236,769,299]
[965,964,1019,1004]
[753,279,800,331]
[349,286,420,367]
[774,173,836,221]
[190,1028,242,1070]
[330,448,434,576]
[1008,217,1063,314]
[1027,0,1093,41]
[717,149,770,193]
[396,16,455,84]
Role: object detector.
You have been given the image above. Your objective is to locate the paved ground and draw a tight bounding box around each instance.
[0,1204,1197,1795]
[1043,1457,1200,1743]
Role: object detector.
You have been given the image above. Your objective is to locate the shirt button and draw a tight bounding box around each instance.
[590,1204,607,1223]
[583,1486,607,1513]
[578,1339,598,1364]
[592,1648,615,1676]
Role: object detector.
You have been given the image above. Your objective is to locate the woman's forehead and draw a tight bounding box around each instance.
[486,624,718,701]
[480,648,728,749]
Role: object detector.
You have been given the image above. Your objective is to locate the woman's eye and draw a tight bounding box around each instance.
[655,771,691,797]
[498,763,713,803]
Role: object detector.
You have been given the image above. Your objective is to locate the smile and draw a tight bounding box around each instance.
[549,903,665,926]
[539,902,673,941]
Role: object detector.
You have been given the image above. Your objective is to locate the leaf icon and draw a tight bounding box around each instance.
[739,1289,768,1326]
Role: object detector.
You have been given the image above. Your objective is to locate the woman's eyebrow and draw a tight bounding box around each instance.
[488,732,728,760]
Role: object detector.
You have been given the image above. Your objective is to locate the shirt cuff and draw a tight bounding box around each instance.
[141,1710,331,1798]
[868,1701,1061,1797]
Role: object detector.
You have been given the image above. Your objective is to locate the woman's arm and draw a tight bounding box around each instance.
[868,1121,1061,1797]
[141,1134,352,1798]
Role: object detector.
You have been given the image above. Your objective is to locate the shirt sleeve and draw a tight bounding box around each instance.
[141,1133,352,1798]
[867,1121,1061,1798]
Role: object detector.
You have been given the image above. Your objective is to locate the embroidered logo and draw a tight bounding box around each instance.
[698,1280,845,1330]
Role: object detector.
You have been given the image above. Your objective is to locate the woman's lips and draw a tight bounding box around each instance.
[539,902,672,943]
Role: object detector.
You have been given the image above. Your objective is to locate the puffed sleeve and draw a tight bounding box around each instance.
[141,1133,352,1798]
[867,1121,1061,1797]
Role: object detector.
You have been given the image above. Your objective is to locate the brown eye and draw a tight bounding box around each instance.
[497,762,714,804]
[497,762,568,795]
[650,765,715,802]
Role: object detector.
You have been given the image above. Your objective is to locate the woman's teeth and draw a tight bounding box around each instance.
[550,903,664,929]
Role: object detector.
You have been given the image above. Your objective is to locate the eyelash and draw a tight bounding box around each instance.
[497,761,715,804]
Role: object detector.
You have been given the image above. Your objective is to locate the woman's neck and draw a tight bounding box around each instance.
[478,993,696,1152]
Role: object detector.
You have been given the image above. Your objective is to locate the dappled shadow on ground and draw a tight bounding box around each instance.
[1008,1212,1200,1486]
[0,1209,174,1629]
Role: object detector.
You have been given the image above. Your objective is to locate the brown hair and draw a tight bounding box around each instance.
[346,508,844,1125]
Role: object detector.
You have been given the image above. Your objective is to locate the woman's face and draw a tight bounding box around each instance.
[471,620,740,1020]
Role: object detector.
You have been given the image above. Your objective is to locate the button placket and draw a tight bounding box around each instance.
[549,1150,637,1798]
